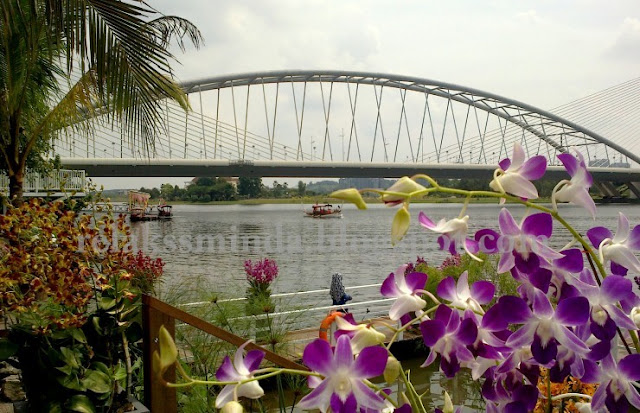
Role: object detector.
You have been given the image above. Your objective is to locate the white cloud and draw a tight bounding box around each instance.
[605,17,640,61]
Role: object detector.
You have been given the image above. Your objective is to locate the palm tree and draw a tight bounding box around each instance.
[0,0,202,203]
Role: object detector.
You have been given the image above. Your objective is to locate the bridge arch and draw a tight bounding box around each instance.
[56,70,638,169]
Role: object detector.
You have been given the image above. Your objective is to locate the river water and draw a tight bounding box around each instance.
[129,202,639,300]
[128,201,638,410]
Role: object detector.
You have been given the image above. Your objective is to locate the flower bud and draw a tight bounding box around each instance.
[443,391,454,413]
[382,177,427,205]
[221,401,244,413]
[631,307,640,329]
[329,188,367,210]
[383,355,401,384]
[391,206,411,246]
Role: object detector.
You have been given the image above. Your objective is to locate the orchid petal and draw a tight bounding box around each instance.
[216,357,237,381]
[352,346,387,378]
[389,295,426,321]
[520,155,547,180]
[236,380,264,400]
[505,323,536,348]
[405,272,428,293]
[333,335,354,367]
[558,153,579,177]
[522,213,552,238]
[619,354,640,381]
[437,277,457,302]
[418,212,436,229]
[243,350,265,372]
[555,249,584,273]
[303,339,334,375]
[555,326,589,353]
[471,280,495,304]
[628,225,640,250]
[498,209,520,235]
[420,320,445,347]
[215,385,236,408]
[500,174,540,199]
[601,275,632,302]
[614,212,631,243]
[556,296,590,326]
[297,379,332,411]
[587,227,613,249]
[500,296,533,323]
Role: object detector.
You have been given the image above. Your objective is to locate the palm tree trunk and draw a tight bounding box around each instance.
[8,169,24,206]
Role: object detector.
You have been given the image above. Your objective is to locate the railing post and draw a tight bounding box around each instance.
[143,295,177,413]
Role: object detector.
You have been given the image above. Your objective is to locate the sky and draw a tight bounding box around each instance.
[94,0,640,190]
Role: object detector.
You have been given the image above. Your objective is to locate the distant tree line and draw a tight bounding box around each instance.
[138,176,566,202]
[139,177,314,202]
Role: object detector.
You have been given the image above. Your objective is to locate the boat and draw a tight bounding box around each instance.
[303,203,342,218]
[128,191,173,221]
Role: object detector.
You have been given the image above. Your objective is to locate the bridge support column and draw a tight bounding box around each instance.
[626,182,640,199]
[594,182,621,198]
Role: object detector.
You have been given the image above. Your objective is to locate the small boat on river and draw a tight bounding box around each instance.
[128,191,173,221]
[303,203,342,218]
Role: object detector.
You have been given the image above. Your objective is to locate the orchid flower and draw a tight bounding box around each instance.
[554,151,596,218]
[489,142,547,199]
[418,213,480,260]
[590,354,640,412]
[436,271,495,313]
[381,265,428,321]
[215,342,265,408]
[298,335,388,412]
[381,176,427,206]
[587,212,640,275]
[334,313,386,354]
[420,305,477,377]
[476,209,563,274]
[500,292,590,364]
[570,270,637,341]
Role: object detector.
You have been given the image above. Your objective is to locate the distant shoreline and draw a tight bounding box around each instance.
[98,195,561,206]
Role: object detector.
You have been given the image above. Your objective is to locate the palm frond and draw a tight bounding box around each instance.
[147,15,204,53]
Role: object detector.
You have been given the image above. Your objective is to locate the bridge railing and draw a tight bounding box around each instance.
[0,169,86,195]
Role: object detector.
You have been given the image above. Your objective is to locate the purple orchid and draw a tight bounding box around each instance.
[420,305,477,377]
[591,354,640,412]
[499,292,590,364]
[570,269,637,341]
[436,271,495,313]
[418,213,480,260]
[381,265,428,321]
[215,342,265,408]
[554,151,596,218]
[476,209,563,274]
[587,212,640,275]
[489,142,547,199]
[298,335,388,412]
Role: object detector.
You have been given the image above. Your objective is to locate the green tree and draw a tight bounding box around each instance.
[0,0,203,203]
[297,180,307,196]
[238,176,262,198]
[160,183,175,200]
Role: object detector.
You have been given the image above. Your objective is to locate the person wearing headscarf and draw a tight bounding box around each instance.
[330,273,352,309]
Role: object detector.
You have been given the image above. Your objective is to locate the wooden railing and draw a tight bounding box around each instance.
[142,295,306,413]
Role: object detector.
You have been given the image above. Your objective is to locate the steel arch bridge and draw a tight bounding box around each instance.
[57,70,640,188]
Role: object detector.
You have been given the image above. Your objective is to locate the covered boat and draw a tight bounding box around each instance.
[303,203,342,218]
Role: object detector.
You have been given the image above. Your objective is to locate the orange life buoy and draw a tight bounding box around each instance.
[319,311,344,341]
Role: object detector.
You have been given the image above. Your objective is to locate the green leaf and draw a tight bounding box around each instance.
[60,347,80,368]
[91,317,103,335]
[69,328,87,344]
[99,297,117,310]
[82,369,112,394]
[0,338,18,360]
[114,364,127,381]
[67,395,96,413]
[57,373,85,391]
[91,362,111,376]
